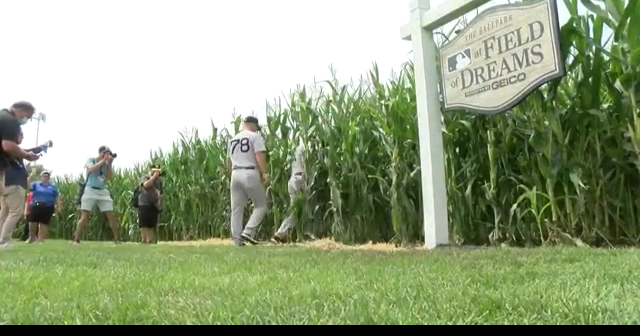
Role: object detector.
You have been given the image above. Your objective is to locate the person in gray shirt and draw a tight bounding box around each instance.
[227,116,269,246]
[137,164,163,244]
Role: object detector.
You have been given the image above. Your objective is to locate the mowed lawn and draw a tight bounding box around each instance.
[1,241,639,325]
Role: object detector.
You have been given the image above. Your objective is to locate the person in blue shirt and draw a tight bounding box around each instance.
[27,171,61,242]
[73,145,120,244]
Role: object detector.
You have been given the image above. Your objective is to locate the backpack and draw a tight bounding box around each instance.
[130,185,142,208]
[75,158,95,205]
[131,174,151,208]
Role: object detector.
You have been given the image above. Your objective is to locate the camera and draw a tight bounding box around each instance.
[151,168,165,176]
[104,151,117,159]
[151,164,165,176]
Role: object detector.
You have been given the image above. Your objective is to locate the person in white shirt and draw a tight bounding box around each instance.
[272,144,305,243]
[227,116,269,246]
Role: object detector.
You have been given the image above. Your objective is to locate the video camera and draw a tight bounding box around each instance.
[36,140,53,156]
[105,151,118,159]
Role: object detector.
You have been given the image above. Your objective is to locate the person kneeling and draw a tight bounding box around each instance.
[27,171,61,243]
[138,165,163,244]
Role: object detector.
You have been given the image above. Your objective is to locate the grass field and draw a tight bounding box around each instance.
[1,241,639,325]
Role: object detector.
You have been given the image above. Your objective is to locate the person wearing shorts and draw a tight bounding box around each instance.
[73,146,120,244]
[27,171,61,243]
[138,165,163,244]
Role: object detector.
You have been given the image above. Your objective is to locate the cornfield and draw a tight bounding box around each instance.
[46,0,639,246]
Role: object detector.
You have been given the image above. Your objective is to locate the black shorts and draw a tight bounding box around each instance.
[138,206,160,229]
[28,203,55,225]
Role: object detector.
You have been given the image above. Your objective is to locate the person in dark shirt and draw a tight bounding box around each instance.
[0,129,48,247]
[138,164,163,244]
[0,102,40,190]
[0,102,40,247]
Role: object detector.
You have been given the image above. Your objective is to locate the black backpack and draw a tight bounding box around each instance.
[130,185,142,208]
[76,158,95,205]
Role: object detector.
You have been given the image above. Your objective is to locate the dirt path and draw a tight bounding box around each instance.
[164,238,418,251]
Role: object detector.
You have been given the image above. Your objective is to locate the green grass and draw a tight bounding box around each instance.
[1,241,639,325]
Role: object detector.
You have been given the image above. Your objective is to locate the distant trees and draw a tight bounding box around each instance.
[26,164,50,184]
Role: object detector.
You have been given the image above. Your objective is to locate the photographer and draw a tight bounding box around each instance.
[0,129,49,248]
[72,146,120,244]
[0,102,40,200]
[137,164,164,244]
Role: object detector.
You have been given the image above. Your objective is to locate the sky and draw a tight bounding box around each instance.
[0,0,581,176]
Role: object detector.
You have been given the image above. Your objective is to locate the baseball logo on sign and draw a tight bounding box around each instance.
[447,48,473,74]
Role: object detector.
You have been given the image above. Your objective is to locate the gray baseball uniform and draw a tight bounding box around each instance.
[228,130,268,244]
[276,144,305,237]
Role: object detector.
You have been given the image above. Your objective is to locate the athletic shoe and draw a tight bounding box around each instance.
[271,235,286,244]
[241,233,259,245]
[304,232,318,241]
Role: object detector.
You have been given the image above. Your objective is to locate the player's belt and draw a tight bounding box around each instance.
[232,166,255,170]
[294,172,304,176]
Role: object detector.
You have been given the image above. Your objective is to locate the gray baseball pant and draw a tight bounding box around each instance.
[276,174,305,236]
[230,169,267,244]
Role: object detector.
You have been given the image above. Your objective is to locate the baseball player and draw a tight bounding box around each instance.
[227,116,269,246]
[272,143,305,243]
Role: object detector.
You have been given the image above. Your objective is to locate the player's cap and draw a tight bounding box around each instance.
[243,116,261,131]
[10,101,35,114]
[98,145,111,154]
[41,171,51,176]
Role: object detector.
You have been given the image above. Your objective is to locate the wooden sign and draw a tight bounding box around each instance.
[439,0,565,114]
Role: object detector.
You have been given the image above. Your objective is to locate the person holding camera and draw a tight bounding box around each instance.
[72,145,120,244]
[0,129,50,248]
[27,171,62,243]
[137,164,164,244]
[0,102,40,214]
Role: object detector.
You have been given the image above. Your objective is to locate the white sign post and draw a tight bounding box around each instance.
[400,0,491,250]
[401,0,563,249]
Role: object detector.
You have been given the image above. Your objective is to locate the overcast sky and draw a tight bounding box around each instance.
[0,0,580,176]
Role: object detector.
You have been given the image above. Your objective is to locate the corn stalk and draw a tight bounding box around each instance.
[44,0,639,246]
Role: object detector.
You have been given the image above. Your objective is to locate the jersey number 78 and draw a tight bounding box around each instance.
[230,137,250,154]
